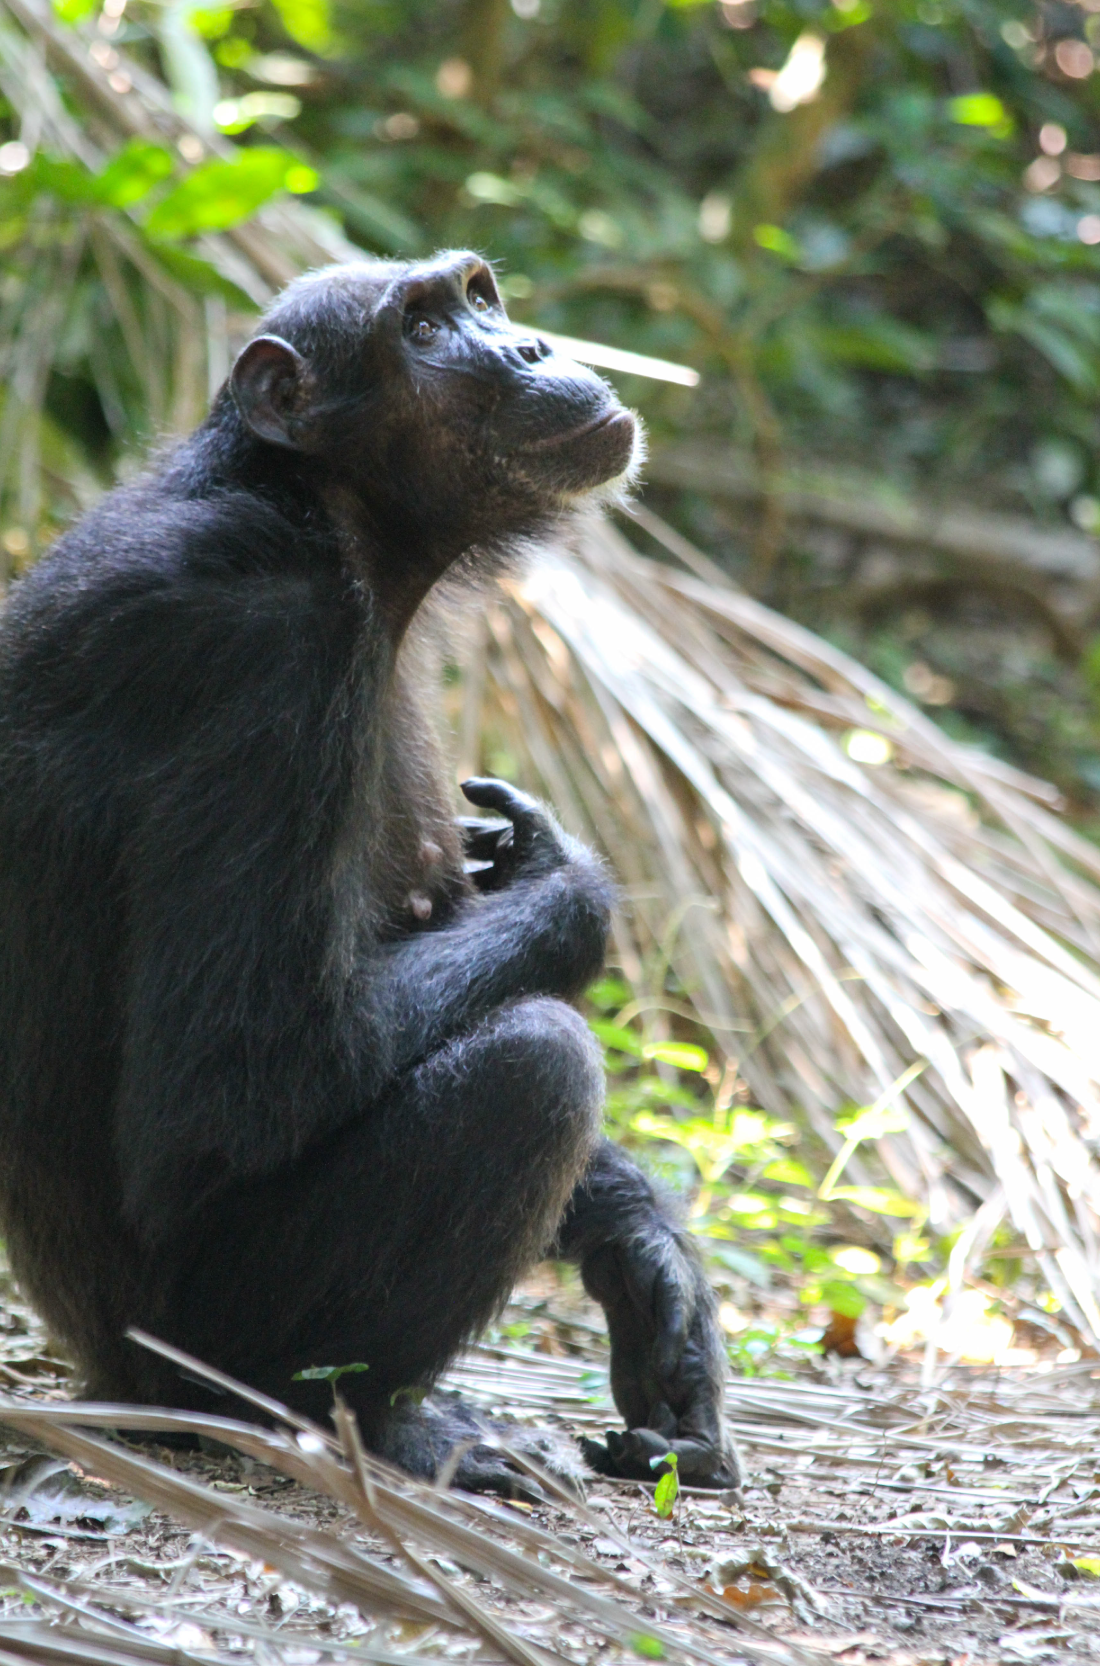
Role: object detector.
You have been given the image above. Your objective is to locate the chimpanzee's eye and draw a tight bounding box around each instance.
[470,292,489,313]
[408,317,437,342]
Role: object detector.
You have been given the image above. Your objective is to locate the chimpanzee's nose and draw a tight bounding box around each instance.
[516,338,552,366]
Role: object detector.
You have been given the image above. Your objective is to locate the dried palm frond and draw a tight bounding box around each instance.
[0,1378,834,1666]
[461,513,1100,1345]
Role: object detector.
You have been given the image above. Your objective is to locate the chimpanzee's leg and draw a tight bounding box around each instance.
[134,996,602,1487]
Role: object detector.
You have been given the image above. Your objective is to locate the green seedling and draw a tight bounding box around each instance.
[629,1637,665,1659]
[292,1362,370,1386]
[651,1449,679,1519]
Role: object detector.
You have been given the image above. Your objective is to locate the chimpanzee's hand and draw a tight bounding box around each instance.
[459,779,571,892]
[579,1227,740,1490]
[456,813,512,893]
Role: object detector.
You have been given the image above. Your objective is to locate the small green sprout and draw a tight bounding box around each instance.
[292,1362,370,1386]
[651,1449,679,1519]
[629,1636,666,1659]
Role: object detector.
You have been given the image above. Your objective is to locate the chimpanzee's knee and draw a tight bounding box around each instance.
[473,995,605,1172]
[354,994,604,1373]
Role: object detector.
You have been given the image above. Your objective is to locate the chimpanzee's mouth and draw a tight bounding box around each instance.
[517,407,632,453]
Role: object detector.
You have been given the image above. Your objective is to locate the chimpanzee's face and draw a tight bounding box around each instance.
[379,253,639,499]
[230,253,641,542]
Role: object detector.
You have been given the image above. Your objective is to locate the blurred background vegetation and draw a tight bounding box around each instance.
[6,0,1100,1363]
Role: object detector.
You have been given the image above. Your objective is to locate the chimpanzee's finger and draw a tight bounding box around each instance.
[580,1427,673,1481]
[460,779,562,868]
[581,1422,738,1488]
[453,1450,549,1504]
[455,815,512,860]
[665,1437,741,1489]
[460,778,542,825]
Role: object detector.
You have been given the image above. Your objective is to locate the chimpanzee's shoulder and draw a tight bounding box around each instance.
[4,480,340,641]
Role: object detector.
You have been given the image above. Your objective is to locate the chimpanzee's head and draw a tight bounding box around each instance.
[229,253,642,555]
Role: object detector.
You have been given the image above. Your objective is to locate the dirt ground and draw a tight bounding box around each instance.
[0,1265,1096,1666]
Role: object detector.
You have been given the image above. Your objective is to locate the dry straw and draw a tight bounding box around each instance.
[480,510,1100,1347]
[0,1340,835,1666]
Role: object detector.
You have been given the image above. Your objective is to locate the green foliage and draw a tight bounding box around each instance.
[589,947,1063,1362]
[641,1039,708,1072]
[146,148,317,239]
[585,976,994,1365]
[725,1317,824,1376]
[190,6,235,43]
[389,1384,428,1407]
[270,0,332,54]
[96,141,176,210]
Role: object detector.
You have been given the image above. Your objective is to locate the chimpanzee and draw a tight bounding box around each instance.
[0,252,738,1495]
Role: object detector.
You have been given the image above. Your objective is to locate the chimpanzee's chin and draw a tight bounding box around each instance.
[525,407,639,497]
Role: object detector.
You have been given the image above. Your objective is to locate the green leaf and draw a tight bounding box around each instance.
[1016,316,1098,393]
[726,1190,774,1214]
[52,0,96,21]
[762,1158,814,1187]
[821,1279,866,1318]
[586,976,631,1013]
[389,1384,428,1406]
[642,1040,708,1072]
[1072,1557,1100,1578]
[285,164,320,194]
[827,1185,926,1217]
[30,156,100,206]
[590,1018,643,1057]
[96,141,175,210]
[753,224,800,263]
[190,4,234,41]
[271,0,332,53]
[629,1638,665,1660]
[813,319,934,374]
[292,1361,369,1383]
[835,1102,910,1141]
[651,1450,679,1518]
[950,94,1012,137]
[825,0,871,27]
[145,148,314,239]
[466,172,525,208]
[215,92,303,135]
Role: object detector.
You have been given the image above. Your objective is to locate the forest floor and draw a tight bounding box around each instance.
[0,1267,1095,1666]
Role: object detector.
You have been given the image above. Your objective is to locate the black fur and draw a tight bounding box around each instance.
[0,253,738,1494]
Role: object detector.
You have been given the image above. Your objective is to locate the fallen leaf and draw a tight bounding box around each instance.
[709,1581,778,1609]
[0,1456,151,1538]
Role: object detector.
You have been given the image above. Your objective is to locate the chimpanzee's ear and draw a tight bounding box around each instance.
[231,335,309,449]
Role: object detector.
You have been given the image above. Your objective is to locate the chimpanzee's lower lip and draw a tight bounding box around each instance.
[515,407,631,453]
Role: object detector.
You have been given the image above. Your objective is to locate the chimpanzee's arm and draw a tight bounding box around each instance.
[368,779,612,1078]
[553,1141,740,1489]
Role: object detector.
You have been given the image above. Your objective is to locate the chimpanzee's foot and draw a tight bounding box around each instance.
[375,1391,588,1501]
[581,1426,741,1489]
